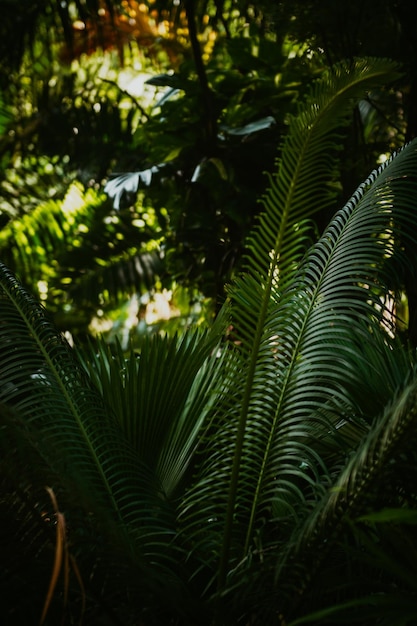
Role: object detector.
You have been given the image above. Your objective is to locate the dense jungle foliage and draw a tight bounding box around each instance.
[1,0,417,341]
[1,1,417,625]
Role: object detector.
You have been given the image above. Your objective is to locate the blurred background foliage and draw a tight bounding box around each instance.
[0,0,415,345]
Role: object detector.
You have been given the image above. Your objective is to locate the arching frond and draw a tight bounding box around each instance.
[178,71,417,614]
[0,263,184,613]
[0,184,162,318]
[280,374,417,625]
[77,315,227,501]
[2,52,415,625]
[242,57,401,295]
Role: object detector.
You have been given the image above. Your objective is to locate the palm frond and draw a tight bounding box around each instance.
[242,57,401,294]
[178,93,417,613]
[280,375,417,624]
[0,183,162,317]
[78,316,227,501]
[65,248,163,310]
[255,137,417,535]
[0,263,183,600]
[1,48,415,624]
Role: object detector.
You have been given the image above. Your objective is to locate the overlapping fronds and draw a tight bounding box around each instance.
[78,317,227,501]
[177,59,416,605]
[2,52,417,625]
[0,183,162,310]
[234,57,402,340]
[0,261,233,621]
[280,374,417,625]
[0,263,179,578]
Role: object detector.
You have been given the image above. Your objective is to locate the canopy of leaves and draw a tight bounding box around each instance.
[0,0,413,340]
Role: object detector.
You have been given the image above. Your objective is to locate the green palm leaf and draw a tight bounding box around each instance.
[0,184,162,315]
[0,264,181,593]
[78,317,226,501]
[282,375,417,625]
[177,58,415,606]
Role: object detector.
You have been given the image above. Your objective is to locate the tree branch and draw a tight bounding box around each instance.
[184,0,217,153]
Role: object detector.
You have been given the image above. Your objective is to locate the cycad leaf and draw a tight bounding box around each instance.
[261,139,417,533]
[243,57,401,294]
[179,136,417,600]
[78,317,226,501]
[277,373,417,622]
[0,184,162,309]
[0,263,178,569]
[208,57,404,585]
